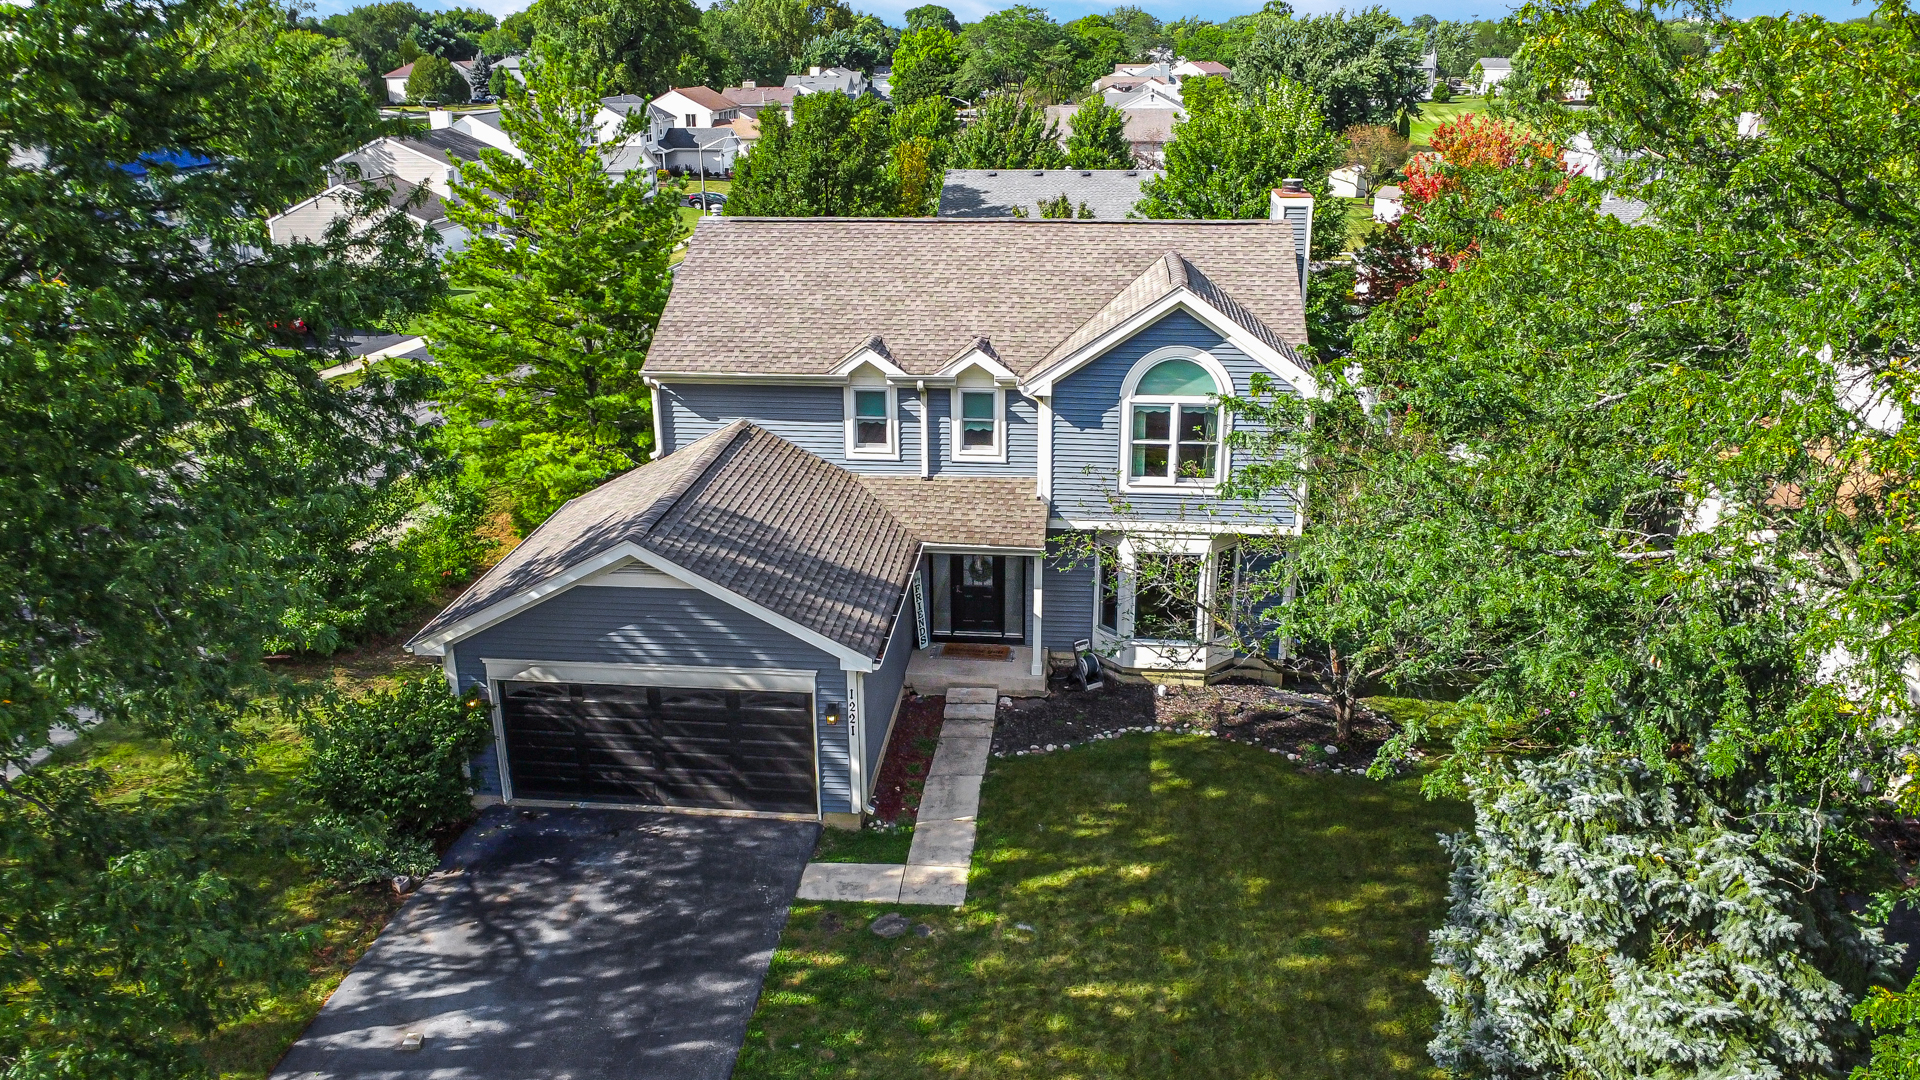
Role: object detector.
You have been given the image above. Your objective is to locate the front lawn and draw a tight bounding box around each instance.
[739,732,1469,1080]
[1411,96,1489,149]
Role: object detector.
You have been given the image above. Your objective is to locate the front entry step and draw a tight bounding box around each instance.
[947,687,996,705]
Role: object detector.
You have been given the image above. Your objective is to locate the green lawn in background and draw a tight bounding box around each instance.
[738,732,1469,1080]
[1411,96,1489,149]
[43,645,442,1079]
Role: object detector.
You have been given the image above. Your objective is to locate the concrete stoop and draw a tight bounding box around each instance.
[796,688,996,908]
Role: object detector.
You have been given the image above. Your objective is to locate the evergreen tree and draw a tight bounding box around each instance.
[1063,93,1134,169]
[423,53,686,529]
[465,50,493,98]
[950,88,1066,169]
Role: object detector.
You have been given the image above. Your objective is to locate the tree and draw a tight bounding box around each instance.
[890,25,960,106]
[724,90,897,215]
[0,0,443,1070]
[406,52,469,103]
[890,95,959,215]
[424,54,685,529]
[1035,191,1093,218]
[1237,7,1428,132]
[530,0,702,96]
[698,0,791,89]
[1429,750,1885,1078]
[1061,14,1133,94]
[728,0,854,67]
[1105,5,1170,58]
[479,9,535,58]
[1429,20,1477,78]
[904,3,959,35]
[1063,93,1133,168]
[955,5,1074,101]
[1344,122,1410,178]
[413,7,494,61]
[1136,76,1345,244]
[466,50,494,98]
[317,0,433,88]
[800,27,885,73]
[950,88,1067,169]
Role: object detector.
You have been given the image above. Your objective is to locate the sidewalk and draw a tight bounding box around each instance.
[795,688,996,907]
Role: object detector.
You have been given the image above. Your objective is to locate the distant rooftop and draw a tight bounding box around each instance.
[938,169,1160,220]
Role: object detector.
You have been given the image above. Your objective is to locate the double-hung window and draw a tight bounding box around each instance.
[953,385,1003,459]
[1125,357,1223,486]
[847,384,896,458]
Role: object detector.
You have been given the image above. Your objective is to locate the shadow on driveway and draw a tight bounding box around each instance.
[273,806,820,1080]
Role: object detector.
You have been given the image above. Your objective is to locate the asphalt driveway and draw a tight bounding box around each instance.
[272,806,819,1080]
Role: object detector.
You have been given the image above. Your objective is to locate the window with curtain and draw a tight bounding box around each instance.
[1126,357,1221,484]
[958,389,998,454]
[853,389,888,449]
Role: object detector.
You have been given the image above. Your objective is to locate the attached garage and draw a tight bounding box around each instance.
[496,675,816,814]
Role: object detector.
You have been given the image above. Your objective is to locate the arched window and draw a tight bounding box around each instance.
[1124,355,1224,486]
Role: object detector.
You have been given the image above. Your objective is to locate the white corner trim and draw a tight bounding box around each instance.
[482,658,818,693]
[1036,394,1054,501]
[1019,292,1319,400]
[918,384,931,478]
[847,669,866,810]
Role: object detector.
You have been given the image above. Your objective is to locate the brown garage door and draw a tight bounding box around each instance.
[500,681,816,814]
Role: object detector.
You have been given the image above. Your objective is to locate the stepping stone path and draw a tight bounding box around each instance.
[796,688,995,908]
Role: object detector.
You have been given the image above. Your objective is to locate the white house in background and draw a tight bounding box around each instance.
[721,82,801,119]
[425,109,519,156]
[1329,164,1369,199]
[1475,57,1512,95]
[1171,59,1231,80]
[784,66,872,97]
[330,128,491,197]
[1104,80,1185,112]
[267,176,468,256]
[382,59,478,105]
[1373,185,1404,222]
[652,86,739,129]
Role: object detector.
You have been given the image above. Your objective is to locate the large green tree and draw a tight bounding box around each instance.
[890,24,961,105]
[954,5,1074,100]
[0,0,443,1072]
[950,88,1067,169]
[424,54,684,530]
[726,90,901,215]
[1063,93,1134,169]
[1236,7,1428,132]
[1219,0,1920,1072]
[529,0,702,96]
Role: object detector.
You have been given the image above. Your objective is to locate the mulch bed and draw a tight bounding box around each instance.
[869,694,947,824]
[992,680,1415,778]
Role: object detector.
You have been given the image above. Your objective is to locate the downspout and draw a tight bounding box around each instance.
[917,380,930,478]
[646,376,666,459]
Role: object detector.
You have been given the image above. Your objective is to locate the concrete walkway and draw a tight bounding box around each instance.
[795,688,995,907]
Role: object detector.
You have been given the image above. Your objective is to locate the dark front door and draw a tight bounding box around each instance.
[950,554,1005,637]
[500,681,816,814]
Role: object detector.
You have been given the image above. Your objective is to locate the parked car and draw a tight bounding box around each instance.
[682,192,726,210]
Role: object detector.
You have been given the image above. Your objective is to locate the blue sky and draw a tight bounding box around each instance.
[304,0,1879,33]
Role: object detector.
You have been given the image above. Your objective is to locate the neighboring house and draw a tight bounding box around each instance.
[1373,185,1405,222]
[1329,164,1368,199]
[622,88,747,176]
[1104,80,1185,112]
[330,127,491,197]
[1093,74,1174,94]
[1475,57,1513,95]
[785,66,872,97]
[267,176,468,256]
[1420,50,1439,99]
[721,82,801,119]
[407,204,1321,826]
[382,59,478,105]
[937,169,1160,219]
[653,86,739,129]
[1171,59,1231,80]
[1048,103,1179,166]
[653,126,742,176]
[436,108,518,156]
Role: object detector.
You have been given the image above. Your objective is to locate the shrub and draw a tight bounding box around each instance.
[302,813,439,886]
[1430,79,1454,103]
[300,674,491,837]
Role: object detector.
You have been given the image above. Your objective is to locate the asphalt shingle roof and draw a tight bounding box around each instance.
[938,169,1160,220]
[669,86,737,111]
[650,218,1307,379]
[856,478,1049,551]
[399,128,492,164]
[409,423,920,660]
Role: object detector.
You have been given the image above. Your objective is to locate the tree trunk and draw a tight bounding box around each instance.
[1328,647,1354,743]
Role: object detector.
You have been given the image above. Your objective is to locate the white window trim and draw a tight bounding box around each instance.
[844,381,899,460]
[1117,347,1233,495]
[1094,532,1236,646]
[950,385,1008,463]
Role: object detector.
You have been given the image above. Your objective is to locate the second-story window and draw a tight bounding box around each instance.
[685,113,698,127]
[1124,356,1223,486]
[854,390,888,447]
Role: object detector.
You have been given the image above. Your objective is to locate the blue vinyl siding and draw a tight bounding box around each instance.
[661,382,1035,478]
[862,594,915,797]
[661,383,922,476]
[1049,309,1299,528]
[1042,531,1096,649]
[446,584,854,814]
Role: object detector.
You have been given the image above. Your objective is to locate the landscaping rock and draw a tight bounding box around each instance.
[870,913,911,938]
[1324,745,1340,755]
[913,923,934,937]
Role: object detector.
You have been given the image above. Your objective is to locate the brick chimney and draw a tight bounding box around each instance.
[1269,177,1314,298]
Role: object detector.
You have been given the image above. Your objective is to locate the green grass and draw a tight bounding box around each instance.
[1339,196,1376,250]
[44,641,443,1078]
[1410,96,1490,149]
[812,822,916,864]
[739,733,1469,1080]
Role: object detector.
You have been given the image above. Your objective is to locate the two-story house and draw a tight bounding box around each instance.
[406,196,1319,827]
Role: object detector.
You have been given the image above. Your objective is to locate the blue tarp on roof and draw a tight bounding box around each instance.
[116,150,217,176]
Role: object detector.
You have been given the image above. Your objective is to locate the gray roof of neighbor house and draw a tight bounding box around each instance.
[938,169,1160,220]
[649,218,1307,379]
[398,128,491,164]
[409,422,921,660]
[600,94,650,116]
[1478,57,1513,70]
[856,477,1050,551]
[659,127,740,150]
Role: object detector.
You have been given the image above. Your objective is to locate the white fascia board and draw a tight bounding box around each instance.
[1047,515,1301,536]
[649,372,856,385]
[831,347,908,379]
[1021,292,1319,400]
[936,348,1018,384]
[411,541,878,670]
[921,543,1048,555]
